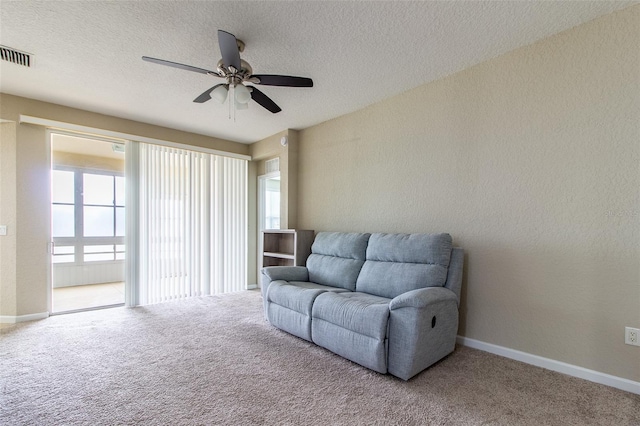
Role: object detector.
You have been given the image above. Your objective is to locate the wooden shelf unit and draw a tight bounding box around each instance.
[262,230,314,267]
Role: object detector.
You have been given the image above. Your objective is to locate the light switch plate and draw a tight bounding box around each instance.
[0,225,6,236]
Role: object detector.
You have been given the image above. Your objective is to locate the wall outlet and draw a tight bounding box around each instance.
[625,327,640,346]
[0,225,6,236]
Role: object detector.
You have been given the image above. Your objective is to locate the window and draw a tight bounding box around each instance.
[264,177,281,230]
[52,170,75,238]
[51,168,125,264]
[83,173,125,238]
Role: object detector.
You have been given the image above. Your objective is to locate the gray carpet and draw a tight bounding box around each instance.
[1,290,638,425]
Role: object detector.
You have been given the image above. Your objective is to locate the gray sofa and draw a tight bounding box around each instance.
[261,232,464,381]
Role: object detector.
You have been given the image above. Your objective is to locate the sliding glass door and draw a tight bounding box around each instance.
[126,142,247,306]
[50,132,126,313]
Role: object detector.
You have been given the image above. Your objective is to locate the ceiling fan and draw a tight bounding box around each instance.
[142,30,313,114]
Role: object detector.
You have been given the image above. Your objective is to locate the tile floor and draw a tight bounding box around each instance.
[52,282,125,313]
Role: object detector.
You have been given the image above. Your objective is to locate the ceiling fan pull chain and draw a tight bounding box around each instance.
[229,85,233,121]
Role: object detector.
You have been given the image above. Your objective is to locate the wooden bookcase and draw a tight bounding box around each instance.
[262,229,314,267]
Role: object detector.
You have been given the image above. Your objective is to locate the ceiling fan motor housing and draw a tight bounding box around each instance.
[216,59,256,87]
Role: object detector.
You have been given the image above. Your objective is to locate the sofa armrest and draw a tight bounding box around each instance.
[261,266,309,299]
[389,287,458,310]
[262,266,309,283]
[387,286,459,380]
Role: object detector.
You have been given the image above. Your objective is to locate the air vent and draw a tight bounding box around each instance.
[1,45,32,67]
[265,158,280,174]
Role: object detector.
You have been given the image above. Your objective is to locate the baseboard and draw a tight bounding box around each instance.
[456,336,640,395]
[0,312,50,324]
[247,284,258,290]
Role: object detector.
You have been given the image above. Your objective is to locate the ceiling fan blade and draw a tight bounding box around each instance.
[250,86,282,113]
[218,30,241,70]
[251,74,313,87]
[142,56,218,75]
[193,84,225,103]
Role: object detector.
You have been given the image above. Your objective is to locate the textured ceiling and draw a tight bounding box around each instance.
[0,1,636,144]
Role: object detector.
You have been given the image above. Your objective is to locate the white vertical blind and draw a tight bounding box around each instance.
[135,143,247,305]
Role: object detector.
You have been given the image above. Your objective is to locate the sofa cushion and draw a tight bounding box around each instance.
[311,291,391,373]
[312,292,391,339]
[311,232,371,260]
[266,280,343,342]
[306,232,371,290]
[267,281,325,317]
[356,233,453,299]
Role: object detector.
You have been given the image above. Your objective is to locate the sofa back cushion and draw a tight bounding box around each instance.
[355,233,452,299]
[307,232,371,291]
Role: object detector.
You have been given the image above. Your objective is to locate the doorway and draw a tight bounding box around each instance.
[50,132,126,313]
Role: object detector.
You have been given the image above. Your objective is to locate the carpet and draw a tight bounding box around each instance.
[1,290,638,425]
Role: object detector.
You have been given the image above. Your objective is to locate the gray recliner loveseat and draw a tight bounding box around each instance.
[261,232,464,380]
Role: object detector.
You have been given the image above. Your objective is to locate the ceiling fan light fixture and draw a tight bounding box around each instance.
[235,99,249,110]
[235,84,251,104]
[211,84,229,103]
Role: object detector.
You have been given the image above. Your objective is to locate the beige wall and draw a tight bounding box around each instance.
[0,122,50,317]
[16,124,50,316]
[0,94,250,318]
[0,123,18,316]
[297,6,640,382]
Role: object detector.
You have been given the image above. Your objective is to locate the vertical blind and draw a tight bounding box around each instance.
[135,143,247,305]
